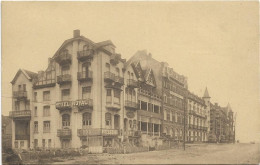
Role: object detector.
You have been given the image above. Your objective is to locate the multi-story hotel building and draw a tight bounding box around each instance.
[186,91,208,142]
[9,30,235,152]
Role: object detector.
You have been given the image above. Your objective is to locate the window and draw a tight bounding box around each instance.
[43,91,50,101]
[62,89,70,101]
[42,139,46,148]
[34,92,37,101]
[34,121,38,133]
[18,85,22,91]
[114,89,120,105]
[164,95,167,103]
[105,113,111,126]
[46,71,52,80]
[133,120,137,130]
[15,101,19,111]
[20,141,24,147]
[34,139,38,148]
[34,107,37,117]
[82,87,91,99]
[106,89,112,103]
[172,113,176,123]
[167,112,170,121]
[116,68,120,76]
[154,105,159,113]
[140,101,147,111]
[61,65,70,75]
[48,139,51,148]
[43,121,50,133]
[83,112,91,126]
[106,63,110,71]
[43,106,50,117]
[62,114,70,127]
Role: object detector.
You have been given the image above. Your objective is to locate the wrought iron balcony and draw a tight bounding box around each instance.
[57,74,72,85]
[13,91,27,99]
[125,100,138,110]
[106,102,120,111]
[127,79,139,88]
[104,71,115,82]
[33,79,56,89]
[102,129,119,136]
[9,110,31,120]
[77,71,93,82]
[57,129,72,138]
[115,76,124,86]
[56,101,72,111]
[77,49,94,61]
[55,53,72,65]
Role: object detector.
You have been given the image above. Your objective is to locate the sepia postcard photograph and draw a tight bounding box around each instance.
[1,1,260,164]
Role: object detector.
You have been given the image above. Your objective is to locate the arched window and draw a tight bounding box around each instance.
[83,112,91,126]
[116,68,120,76]
[129,120,133,129]
[106,63,110,72]
[62,114,70,127]
[105,113,111,126]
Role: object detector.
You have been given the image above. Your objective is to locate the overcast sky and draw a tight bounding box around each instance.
[2,1,259,142]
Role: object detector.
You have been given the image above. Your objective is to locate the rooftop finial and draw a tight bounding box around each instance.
[203,87,210,98]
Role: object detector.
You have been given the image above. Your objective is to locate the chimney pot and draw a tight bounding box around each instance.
[73,29,80,38]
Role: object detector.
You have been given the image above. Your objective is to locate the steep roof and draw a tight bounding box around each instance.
[11,69,37,84]
[203,87,210,98]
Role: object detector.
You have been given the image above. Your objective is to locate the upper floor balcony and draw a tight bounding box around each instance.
[104,71,115,82]
[77,71,93,82]
[115,76,124,86]
[106,102,120,111]
[125,100,138,110]
[56,101,72,111]
[57,129,72,139]
[55,53,72,65]
[57,74,72,85]
[127,79,139,88]
[13,91,27,100]
[74,99,93,110]
[9,110,31,120]
[33,79,56,89]
[77,128,119,137]
[77,49,94,61]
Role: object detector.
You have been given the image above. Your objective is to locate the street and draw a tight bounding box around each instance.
[53,143,260,164]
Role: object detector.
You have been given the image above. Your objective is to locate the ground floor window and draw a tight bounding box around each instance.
[34,139,38,148]
[141,122,147,131]
[103,138,112,147]
[62,139,71,149]
[154,124,159,132]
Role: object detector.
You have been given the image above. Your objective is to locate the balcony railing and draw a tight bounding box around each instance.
[9,110,31,119]
[127,79,139,88]
[56,53,72,65]
[106,102,120,111]
[57,129,72,138]
[57,74,72,85]
[15,134,30,140]
[125,100,138,110]
[33,79,56,89]
[13,91,27,99]
[104,71,115,82]
[77,49,94,61]
[115,76,124,85]
[56,101,72,111]
[77,71,93,82]
[77,128,119,137]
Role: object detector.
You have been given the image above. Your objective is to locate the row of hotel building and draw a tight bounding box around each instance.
[9,30,235,152]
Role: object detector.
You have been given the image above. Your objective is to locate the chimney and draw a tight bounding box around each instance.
[73,29,80,38]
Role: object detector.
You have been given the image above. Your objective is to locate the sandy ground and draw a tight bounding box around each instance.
[52,143,260,164]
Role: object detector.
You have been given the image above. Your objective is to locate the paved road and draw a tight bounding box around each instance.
[55,143,260,164]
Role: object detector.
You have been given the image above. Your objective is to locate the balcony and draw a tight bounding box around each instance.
[15,134,30,140]
[57,129,72,139]
[77,128,119,137]
[13,91,27,99]
[106,102,120,111]
[104,71,115,82]
[56,101,72,111]
[114,76,124,86]
[55,53,72,65]
[57,74,72,85]
[33,79,56,89]
[125,100,138,110]
[127,79,139,88]
[110,54,120,65]
[77,49,94,61]
[9,110,31,120]
[77,71,93,82]
[73,99,93,110]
